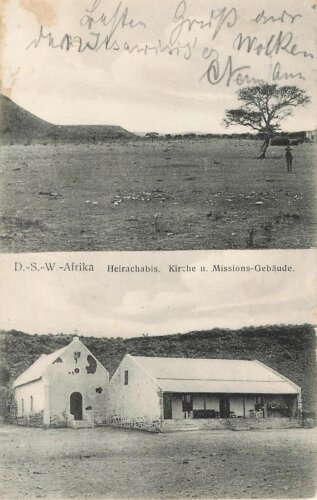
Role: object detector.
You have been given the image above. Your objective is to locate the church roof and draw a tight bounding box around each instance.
[13,345,69,387]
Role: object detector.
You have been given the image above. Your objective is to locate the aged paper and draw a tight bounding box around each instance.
[0,0,316,498]
[0,0,316,252]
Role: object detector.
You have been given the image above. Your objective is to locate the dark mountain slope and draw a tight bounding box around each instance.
[0,94,55,143]
[0,94,134,144]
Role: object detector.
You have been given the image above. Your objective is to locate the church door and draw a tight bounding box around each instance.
[70,392,83,420]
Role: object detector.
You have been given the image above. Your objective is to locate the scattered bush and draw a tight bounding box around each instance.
[270,136,291,146]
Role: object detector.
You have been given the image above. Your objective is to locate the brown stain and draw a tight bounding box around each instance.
[0,0,8,98]
[1,67,20,98]
[19,0,58,27]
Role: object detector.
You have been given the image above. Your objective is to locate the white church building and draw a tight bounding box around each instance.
[13,337,109,428]
[12,338,302,432]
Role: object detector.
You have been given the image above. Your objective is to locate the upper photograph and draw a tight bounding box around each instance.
[0,0,316,252]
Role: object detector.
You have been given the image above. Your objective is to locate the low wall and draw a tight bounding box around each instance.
[50,412,69,428]
[227,417,302,431]
[163,417,302,432]
[12,411,44,428]
[105,415,162,433]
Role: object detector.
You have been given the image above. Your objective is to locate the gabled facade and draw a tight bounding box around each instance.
[107,354,163,432]
[13,337,109,428]
[106,355,302,433]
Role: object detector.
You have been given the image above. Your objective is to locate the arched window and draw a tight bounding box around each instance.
[21,398,24,413]
[30,395,33,411]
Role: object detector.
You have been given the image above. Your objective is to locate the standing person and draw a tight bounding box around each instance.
[285,146,293,172]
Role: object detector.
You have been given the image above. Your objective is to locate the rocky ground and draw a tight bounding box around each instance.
[0,140,315,252]
[0,424,316,498]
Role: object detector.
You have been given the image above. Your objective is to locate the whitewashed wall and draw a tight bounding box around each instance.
[107,355,162,432]
[46,339,109,426]
[15,379,45,416]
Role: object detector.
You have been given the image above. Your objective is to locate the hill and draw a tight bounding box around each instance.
[0,94,134,144]
[0,94,55,144]
[0,325,315,416]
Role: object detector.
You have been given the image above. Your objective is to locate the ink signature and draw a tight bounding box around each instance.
[233,31,314,59]
[80,0,146,32]
[169,0,237,45]
[253,10,302,24]
[25,1,313,87]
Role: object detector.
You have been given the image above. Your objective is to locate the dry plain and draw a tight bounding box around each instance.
[0,139,315,252]
[0,424,316,498]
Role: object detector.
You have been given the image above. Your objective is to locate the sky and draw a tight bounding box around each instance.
[1,0,316,133]
[0,250,315,338]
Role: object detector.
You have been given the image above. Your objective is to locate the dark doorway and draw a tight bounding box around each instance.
[70,392,83,420]
[182,394,193,416]
[219,395,230,418]
[163,394,173,419]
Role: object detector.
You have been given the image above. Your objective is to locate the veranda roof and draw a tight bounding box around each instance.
[132,356,299,395]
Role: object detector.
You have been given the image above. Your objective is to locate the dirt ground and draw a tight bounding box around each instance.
[0,424,316,499]
[0,140,315,252]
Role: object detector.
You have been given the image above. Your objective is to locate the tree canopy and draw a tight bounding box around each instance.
[225,84,310,158]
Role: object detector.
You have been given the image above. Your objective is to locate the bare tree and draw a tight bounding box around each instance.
[225,84,310,158]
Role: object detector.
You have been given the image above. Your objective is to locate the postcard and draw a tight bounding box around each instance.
[0,0,316,252]
[0,1,316,499]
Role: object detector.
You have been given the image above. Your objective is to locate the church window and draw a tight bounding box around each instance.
[74,352,81,363]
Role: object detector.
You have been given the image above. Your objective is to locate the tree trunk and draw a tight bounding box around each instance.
[258,136,270,159]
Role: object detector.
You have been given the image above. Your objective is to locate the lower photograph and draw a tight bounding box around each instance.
[0,251,316,499]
